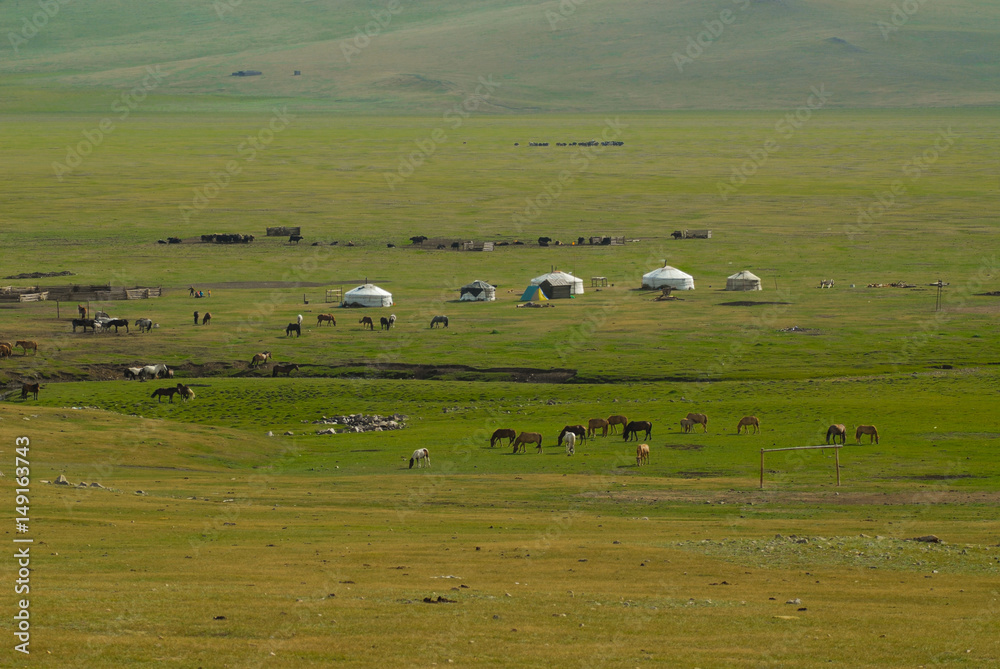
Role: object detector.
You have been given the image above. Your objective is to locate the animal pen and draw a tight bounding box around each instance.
[759,445,842,489]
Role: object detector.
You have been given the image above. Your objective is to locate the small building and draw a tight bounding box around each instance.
[726,270,762,291]
[642,264,695,291]
[460,280,496,302]
[343,283,393,307]
[530,270,584,298]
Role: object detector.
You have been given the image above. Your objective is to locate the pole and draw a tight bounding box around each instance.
[760,449,764,489]
[56,300,60,319]
[835,447,841,486]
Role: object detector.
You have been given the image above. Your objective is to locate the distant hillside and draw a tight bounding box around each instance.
[1,0,998,112]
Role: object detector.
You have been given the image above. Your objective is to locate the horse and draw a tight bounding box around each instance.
[636,443,650,466]
[202,312,212,325]
[826,424,847,444]
[606,414,628,434]
[679,418,694,433]
[409,448,430,469]
[389,314,396,328]
[623,420,652,442]
[21,383,39,400]
[0,343,11,359]
[134,318,153,333]
[359,316,374,330]
[105,319,129,334]
[317,314,336,326]
[558,425,587,447]
[856,425,879,444]
[736,416,760,434]
[380,317,392,330]
[430,315,449,328]
[123,367,143,380]
[151,387,178,402]
[15,340,38,355]
[297,314,303,325]
[176,383,195,401]
[72,318,96,333]
[587,418,609,438]
[564,431,576,456]
[249,351,272,368]
[139,364,171,381]
[686,413,708,432]
[490,428,517,448]
[285,323,301,337]
[77,304,87,318]
[512,431,542,454]
[272,363,299,377]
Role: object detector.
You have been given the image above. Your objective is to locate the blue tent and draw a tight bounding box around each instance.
[519,285,548,301]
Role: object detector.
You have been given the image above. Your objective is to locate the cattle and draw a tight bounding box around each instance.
[289,234,303,244]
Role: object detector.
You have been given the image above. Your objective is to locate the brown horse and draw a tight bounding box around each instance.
[272,363,300,377]
[623,420,652,442]
[826,424,847,444]
[317,314,336,326]
[21,382,39,400]
[636,443,650,467]
[490,428,517,447]
[15,340,38,355]
[587,418,609,437]
[512,431,542,454]
[679,418,694,433]
[151,387,178,403]
[202,312,212,325]
[558,425,587,447]
[249,351,271,368]
[856,425,879,444]
[359,316,374,330]
[77,303,87,318]
[176,383,195,401]
[686,413,708,432]
[0,343,12,359]
[606,414,628,434]
[736,416,760,434]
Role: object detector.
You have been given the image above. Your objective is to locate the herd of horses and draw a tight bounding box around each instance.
[358,314,397,331]
[0,340,38,358]
[151,383,195,403]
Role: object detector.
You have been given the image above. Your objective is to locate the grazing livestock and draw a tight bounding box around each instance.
[104,319,129,334]
[490,428,517,448]
[151,387,178,402]
[176,383,195,401]
[77,304,87,318]
[430,315,449,328]
[826,424,847,445]
[134,318,153,333]
[202,312,212,325]
[0,343,12,359]
[736,416,760,434]
[606,414,628,434]
[272,363,299,377]
[124,367,143,380]
[512,431,543,454]
[297,314,303,325]
[623,420,652,442]
[389,314,396,327]
[359,316,374,330]
[21,383,39,400]
[564,431,576,455]
[317,314,336,326]
[289,234,303,244]
[636,443,650,466]
[72,318,96,333]
[587,418,609,438]
[285,323,301,337]
[679,418,695,433]
[409,448,430,469]
[380,317,391,330]
[138,364,171,381]
[685,413,709,432]
[249,351,272,368]
[856,425,879,444]
[558,425,587,447]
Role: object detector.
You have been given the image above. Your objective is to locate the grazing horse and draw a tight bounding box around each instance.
[826,424,847,444]
[388,314,396,328]
[151,387,178,402]
[679,418,694,433]
[564,431,576,456]
[139,364,171,381]
[317,314,336,326]
[490,428,517,448]
[176,383,195,401]
[606,414,628,435]
[686,413,709,432]
[587,418,609,438]
[15,340,38,355]
[736,416,760,434]
[72,318,96,333]
[272,363,299,377]
[134,318,153,333]
[430,315,449,328]
[297,314,303,325]
[623,420,652,442]
[512,431,543,454]
[558,425,587,447]
[21,383,39,400]
[0,343,11,358]
[105,319,129,334]
[124,367,143,380]
[409,448,430,469]
[77,304,87,318]
[285,323,301,337]
[359,316,374,330]
[202,312,212,325]
[636,443,650,467]
[856,425,879,444]
[380,317,392,330]
[249,351,271,368]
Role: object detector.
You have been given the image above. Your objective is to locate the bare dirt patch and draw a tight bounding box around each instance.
[718,301,792,307]
[662,443,705,451]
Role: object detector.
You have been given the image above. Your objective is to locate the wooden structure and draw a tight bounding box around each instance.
[591,276,609,287]
[760,445,841,489]
[266,226,301,237]
[18,292,48,302]
[672,229,712,239]
[325,288,343,303]
[588,236,625,245]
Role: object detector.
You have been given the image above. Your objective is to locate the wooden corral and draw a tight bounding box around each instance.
[671,229,712,239]
[266,226,301,237]
[588,236,625,245]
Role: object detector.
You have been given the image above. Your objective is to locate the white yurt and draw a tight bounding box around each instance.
[530,270,585,296]
[459,280,496,302]
[343,283,393,307]
[642,264,695,290]
[726,270,762,291]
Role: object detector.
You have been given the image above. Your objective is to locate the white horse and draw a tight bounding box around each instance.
[389,314,397,328]
[297,314,303,325]
[409,448,430,469]
[564,431,576,456]
[138,364,171,381]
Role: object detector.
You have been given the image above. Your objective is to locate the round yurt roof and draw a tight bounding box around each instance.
[727,270,760,281]
[726,270,762,291]
[344,283,393,307]
[642,265,695,290]
[530,271,585,294]
[460,279,494,293]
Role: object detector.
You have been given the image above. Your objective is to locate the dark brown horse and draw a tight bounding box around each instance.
[272,363,300,377]
[826,424,847,444]
[558,425,587,447]
[623,420,652,442]
[285,323,301,337]
[151,387,178,403]
[317,314,336,326]
[490,428,517,447]
[21,382,39,400]
[359,316,374,330]
[512,431,542,454]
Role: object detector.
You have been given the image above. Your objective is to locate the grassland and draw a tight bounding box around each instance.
[0,106,998,666]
